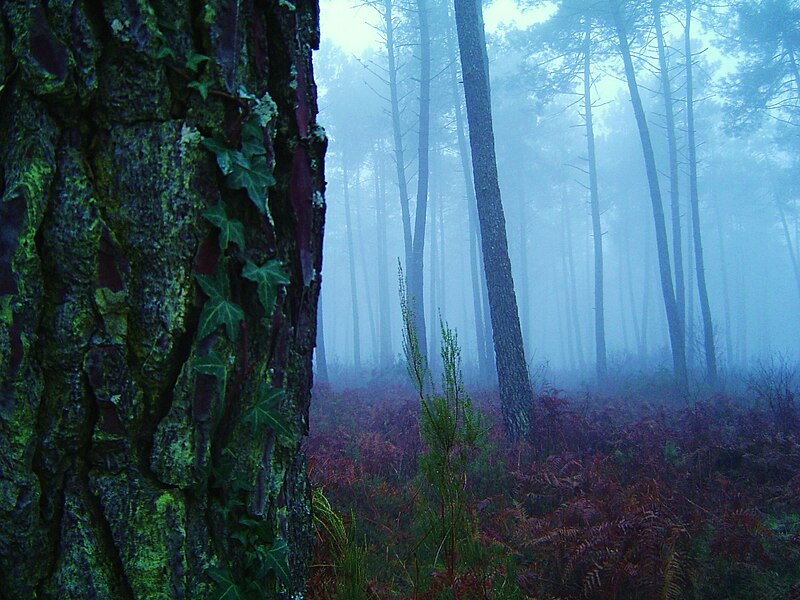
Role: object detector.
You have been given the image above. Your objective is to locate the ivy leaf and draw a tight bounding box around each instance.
[263,537,291,587]
[155,46,177,61]
[195,270,244,341]
[188,80,212,101]
[243,385,296,446]
[226,152,275,214]
[202,137,234,175]
[192,351,228,396]
[207,566,246,600]
[241,118,267,157]
[203,204,245,252]
[241,259,290,315]
[186,52,210,73]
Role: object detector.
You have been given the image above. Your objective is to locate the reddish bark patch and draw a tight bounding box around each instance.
[192,236,219,276]
[294,62,309,138]
[0,195,24,296]
[289,145,313,285]
[97,228,127,292]
[30,5,68,80]
[193,374,215,422]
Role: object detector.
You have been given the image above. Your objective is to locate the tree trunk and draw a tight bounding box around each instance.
[384,0,413,272]
[583,21,607,379]
[354,171,378,363]
[685,0,717,384]
[611,0,687,389]
[563,195,586,371]
[409,0,431,362]
[446,11,491,382]
[0,1,324,598]
[654,0,686,351]
[317,302,329,384]
[343,162,361,370]
[455,0,533,440]
[375,151,393,367]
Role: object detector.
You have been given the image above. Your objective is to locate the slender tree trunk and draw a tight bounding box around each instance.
[409,0,431,361]
[343,162,361,370]
[354,172,379,362]
[429,156,439,366]
[714,204,733,368]
[560,233,578,372]
[564,196,586,371]
[447,8,491,381]
[375,152,393,366]
[583,22,606,378]
[624,229,642,354]
[654,1,686,349]
[611,0,687,389]
[685,0,717,384]
[317,302,330,384]
[778,199,800,303]
[642,231,652,356]
[384,0,413,269]
[455,0,533,439]
[0,2,323,596]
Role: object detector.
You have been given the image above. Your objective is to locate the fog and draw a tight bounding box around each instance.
[312,0,800,391]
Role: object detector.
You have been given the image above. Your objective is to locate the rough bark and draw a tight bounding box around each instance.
[455,0,532,440]
[446,9,491,382]
[0,1,324,597]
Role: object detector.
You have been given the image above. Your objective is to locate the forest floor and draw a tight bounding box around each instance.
[304,380,800,599]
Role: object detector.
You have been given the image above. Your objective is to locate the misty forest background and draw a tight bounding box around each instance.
[313,0,800,392]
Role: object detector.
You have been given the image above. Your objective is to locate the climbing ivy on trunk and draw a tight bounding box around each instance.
[0,1,325,598]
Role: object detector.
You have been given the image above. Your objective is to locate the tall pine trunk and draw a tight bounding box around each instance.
[654,1,686,350]
[409,0,431,361]
[685,0,717,384]
[0,1,324,597]
[343,162,361,370]
[455,0,532,440]
[447,11,491,381]
[611,0,687,389]
[583,22,606,378]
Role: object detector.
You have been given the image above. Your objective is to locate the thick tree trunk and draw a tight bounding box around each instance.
[611,0,687,389]
[446,12,491,382]
[583,22,607,379]
[0,1,324,597]
[455,0,532,440]
[685,0,717,384]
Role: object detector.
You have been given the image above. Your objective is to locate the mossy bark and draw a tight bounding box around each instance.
[0,1,325,598]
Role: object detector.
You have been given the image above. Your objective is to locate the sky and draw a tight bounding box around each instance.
[319,0,553,56]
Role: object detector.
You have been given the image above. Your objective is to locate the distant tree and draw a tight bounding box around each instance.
[512,0,614,380]
[610,0,688,389]
[724,0,800,132]
[455,0,533,439]
[684,0,718,384]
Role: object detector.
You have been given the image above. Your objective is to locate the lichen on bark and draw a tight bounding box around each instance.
[0,0,325,597]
